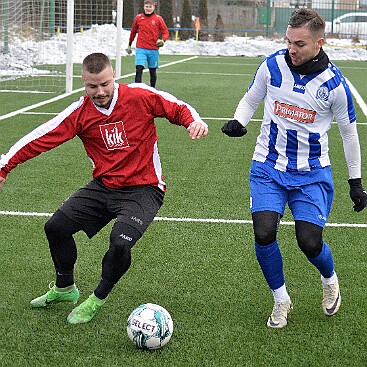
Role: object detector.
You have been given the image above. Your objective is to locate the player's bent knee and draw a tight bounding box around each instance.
[252,211,280,246]
[254,229,277,246]
[45,210,79,239]
[295,221,323,258]
[109,222,141,254]
[297,237,323,258]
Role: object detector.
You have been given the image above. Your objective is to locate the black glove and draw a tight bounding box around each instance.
[348,178,367,212]
[221,119,247,137]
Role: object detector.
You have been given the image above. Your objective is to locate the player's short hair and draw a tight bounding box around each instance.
[144,0,155,5]
[82,53,112,74]
[288,8,325,36]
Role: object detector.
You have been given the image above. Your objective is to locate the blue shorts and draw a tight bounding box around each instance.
[135,48,159,69]
[249,161,334,227]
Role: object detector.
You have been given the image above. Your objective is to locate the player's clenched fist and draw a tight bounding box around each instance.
[187,121,208,139]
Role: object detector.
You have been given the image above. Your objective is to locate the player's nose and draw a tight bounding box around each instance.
[96,86,105,94]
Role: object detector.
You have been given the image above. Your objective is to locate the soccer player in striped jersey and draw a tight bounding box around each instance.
[222,9,367,328]
[0,52,208,324]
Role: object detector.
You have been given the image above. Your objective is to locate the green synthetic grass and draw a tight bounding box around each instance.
[0,55,366,367]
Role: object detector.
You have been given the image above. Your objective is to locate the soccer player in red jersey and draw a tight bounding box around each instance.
[127,0,169,88]
[0,52,208,324]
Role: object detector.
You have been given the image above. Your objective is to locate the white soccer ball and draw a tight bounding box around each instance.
[126,303,174,350]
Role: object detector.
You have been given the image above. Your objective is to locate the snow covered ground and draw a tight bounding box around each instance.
[1,24,367,76]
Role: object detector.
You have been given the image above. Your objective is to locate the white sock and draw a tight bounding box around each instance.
[271,284,291,303]
[55,284,75,293]
[321,271,338,285]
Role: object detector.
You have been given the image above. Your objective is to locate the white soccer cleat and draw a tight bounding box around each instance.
[322,277,341,316]
[267,301,293,328]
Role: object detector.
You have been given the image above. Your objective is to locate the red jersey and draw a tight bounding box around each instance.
[0,83,203,190]
[129,13,169,50]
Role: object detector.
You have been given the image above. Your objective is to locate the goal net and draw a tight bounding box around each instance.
[0,0,123,94]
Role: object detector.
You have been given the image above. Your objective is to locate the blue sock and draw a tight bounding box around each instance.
[255,240,285,290]
[308,241,334,278]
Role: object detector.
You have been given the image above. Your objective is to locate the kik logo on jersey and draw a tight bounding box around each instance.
[99,121,129,150]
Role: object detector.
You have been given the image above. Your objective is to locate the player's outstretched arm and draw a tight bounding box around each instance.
[187,121,208,140]
[0,176,5,189]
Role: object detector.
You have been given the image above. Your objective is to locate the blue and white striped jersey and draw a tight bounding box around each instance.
[245,49,356,172]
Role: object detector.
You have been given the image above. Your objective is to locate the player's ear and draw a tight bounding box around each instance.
[317,37,325,48]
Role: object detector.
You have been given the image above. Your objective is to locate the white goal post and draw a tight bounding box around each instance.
[65,0,123,93]
[0,0,124,94]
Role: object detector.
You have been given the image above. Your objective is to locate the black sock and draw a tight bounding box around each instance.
[149,68,157,87]
[94,277,116,300]
[55,269,74,288]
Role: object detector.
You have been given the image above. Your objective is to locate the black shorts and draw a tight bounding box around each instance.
[58,180,165,238]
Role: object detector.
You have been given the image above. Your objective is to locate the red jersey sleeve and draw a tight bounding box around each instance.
[129,16,139,45]
[0,99,83,178]
[158,16,169,41]
[127,84,202,128]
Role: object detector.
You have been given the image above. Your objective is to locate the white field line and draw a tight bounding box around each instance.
[0,56,198,122]
[205,77,367,121]
[0,90,54,94]
[346,77,367,118]
[160,71,253,77]
[14,113,367,126]
[200,117,367,125]
[2,59,367,124]
[1,59,365,230]
[0,210,366,228]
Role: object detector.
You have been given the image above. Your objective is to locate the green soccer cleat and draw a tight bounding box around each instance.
[30,283,80,308]
[267,301,293,328]
[67,293,105,324]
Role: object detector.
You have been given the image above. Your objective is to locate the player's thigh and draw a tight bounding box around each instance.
[249,166,287,215]
[289,181,333,228]
[135,48,148,67]
[59,180,113,238]
[109,185,165,234]
[147,50,159,69]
